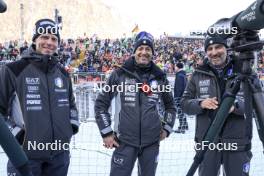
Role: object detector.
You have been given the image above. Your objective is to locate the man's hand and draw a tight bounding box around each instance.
[160,129,168,141]
[103,134,119,149]
[200,97,218,110]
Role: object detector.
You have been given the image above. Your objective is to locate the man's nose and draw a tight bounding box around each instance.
[210,48,218,56]
[46,38,54,45]
[141,48,148,54]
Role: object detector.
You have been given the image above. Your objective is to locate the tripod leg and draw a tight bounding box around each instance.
[186,78,241,176]
[248,76,264,153]
[252,92,264,153]
[186,96,236,176]
[0,114,34,176]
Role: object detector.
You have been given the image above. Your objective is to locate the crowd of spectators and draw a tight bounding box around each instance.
[1,36,264,79]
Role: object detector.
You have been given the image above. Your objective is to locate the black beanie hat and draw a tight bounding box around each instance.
[32,18,60,43]
[176,62,184,69]
[133,31,154,54]
[204,36,227,51]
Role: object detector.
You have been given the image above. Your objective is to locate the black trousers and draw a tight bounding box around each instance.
[7,151,70,176]
[110,141,160,176]
[199,150,252,176]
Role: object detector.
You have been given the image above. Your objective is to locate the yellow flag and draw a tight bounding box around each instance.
[132,24,139,33]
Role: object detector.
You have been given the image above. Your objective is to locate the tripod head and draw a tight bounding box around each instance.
[225,30,264,75]
[229,30,264,52]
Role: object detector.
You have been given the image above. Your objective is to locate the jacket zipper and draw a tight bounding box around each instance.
[45,61,55,157]
[138,90,142,149]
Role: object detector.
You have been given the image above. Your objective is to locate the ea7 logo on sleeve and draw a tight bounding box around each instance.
[26,77,40,85]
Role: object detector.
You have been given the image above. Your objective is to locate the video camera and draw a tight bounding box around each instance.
[0,0,6,13]
[207,0,264,63]
[207,0,264,43]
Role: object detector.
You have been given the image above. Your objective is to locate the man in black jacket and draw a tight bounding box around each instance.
[95,31,176,176]
[174,62,188,133]
[0,18,79,176]
[181,36,252,176]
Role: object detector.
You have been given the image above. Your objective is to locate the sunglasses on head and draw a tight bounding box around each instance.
[135,31,154,43]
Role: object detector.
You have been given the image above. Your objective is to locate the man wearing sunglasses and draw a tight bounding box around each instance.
[95,31,176,176]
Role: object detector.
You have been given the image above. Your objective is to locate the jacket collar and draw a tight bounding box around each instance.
[196,57,233,78]
[121,57,166,81]
[21,45,59,73]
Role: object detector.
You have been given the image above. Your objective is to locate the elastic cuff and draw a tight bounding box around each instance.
[101,126,113,135]
[164,124,173,133]
[163,128,170,137]
[11,126,23,136]
[70,119,80,127]
[102,131,113,138]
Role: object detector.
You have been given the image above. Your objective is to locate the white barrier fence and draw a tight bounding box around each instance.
[0,72,264,176]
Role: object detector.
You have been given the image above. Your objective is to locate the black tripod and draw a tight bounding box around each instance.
[186,31,264,176]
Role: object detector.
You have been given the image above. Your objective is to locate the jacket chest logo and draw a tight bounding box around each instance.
[199,79,210,96]
[25,77,40,85]
[150,80,158,89]
[199,79,210,87]
[55,77,64,88]
[125,78,136,84]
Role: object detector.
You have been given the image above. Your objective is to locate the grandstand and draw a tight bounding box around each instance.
[1,0,264,175]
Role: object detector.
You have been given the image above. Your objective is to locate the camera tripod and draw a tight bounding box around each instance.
[186,31,264,176]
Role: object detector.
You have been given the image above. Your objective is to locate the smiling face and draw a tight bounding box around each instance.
[134,45,153,65]
[35,34,58,55]
[206,43,227,67]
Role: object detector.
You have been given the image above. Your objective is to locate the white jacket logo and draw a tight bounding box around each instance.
[55,77,63,88]
[199,80,210,87]
[150,80,158,89]
[26,77,40,85]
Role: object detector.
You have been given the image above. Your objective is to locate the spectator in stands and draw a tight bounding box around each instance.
[0,18,79,176]
[0,43,5,60]
[1,35,206,74]
[19,41,28,55]
[172,48,182,62]
[95,31,176,176]
[181,36,252,176]
[174,62,188,133]
[101,62,109,72]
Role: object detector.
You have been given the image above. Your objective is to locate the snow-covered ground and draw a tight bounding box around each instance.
[1,117,264,176]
